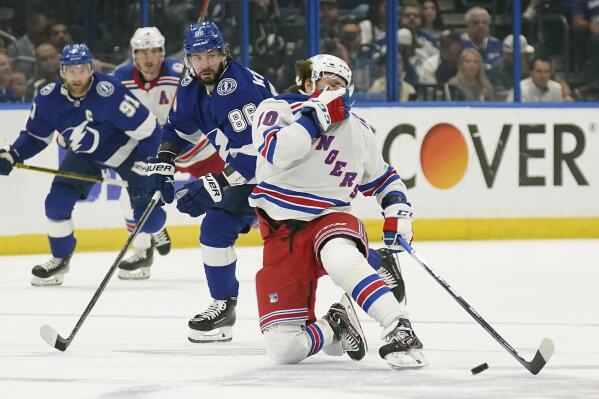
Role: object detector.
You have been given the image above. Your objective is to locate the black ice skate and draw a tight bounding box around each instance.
[188,297,237,343]
[31,255,71,286]
[376,248,406,305]
[151,227,171,256]
[117,247,153,280]
[379,318,427,369]
[323,294,368,361]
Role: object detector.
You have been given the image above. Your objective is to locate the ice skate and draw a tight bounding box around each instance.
[151,227,171,256]
[118,247,153,280]
[376,248,406,305]
[188,297,237,343]
[31,256,71,286]
[323,294,367,361]
[379,318,427,369]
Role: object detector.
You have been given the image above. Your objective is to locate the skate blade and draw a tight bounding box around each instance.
[118,267,150,280]
[31,274,64,287]
[188,326,233,343]
[384,349,428,370]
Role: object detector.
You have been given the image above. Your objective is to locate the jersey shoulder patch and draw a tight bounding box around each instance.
[96,81,115,97]
[40,82,56,96]
[217,78,237,96]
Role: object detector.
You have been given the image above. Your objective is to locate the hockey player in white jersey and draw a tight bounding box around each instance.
[250,54,427,370]
[114,27,223,279]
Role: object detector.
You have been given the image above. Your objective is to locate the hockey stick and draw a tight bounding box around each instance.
[39,191,162,351]
[398,237,554,375]
[15,162,128,187]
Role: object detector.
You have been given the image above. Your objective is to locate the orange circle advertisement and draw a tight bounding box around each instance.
[420,123,468,189]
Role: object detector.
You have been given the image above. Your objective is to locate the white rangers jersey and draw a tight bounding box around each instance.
[249,92,409,222]
[114,57,183,125]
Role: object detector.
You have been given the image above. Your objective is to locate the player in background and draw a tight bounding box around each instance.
[113,27,224,280]
[0,44,167,286]
[249,54,427,369]
[148,21,277,343]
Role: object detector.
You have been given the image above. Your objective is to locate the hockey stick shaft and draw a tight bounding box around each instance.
[398,237,554,375]
[15,162,128,187]
[41,191,161,351]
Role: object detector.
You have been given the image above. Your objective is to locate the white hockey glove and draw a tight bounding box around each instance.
[382,202,414,252]
[300,88,351,135]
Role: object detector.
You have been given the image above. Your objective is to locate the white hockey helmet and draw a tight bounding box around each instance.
[130,26,166,58]
[301,54,352,88]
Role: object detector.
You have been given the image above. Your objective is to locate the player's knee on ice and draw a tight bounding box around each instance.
[263,323,311,364]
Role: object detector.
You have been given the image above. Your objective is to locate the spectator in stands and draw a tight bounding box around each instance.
[488,34,535,101]
[401,0,439,65]
[321,0,341,41]
[9,71,27,102]
[48,21,73,51]
[251,0,286,88]
[508,56,563,102]
[338,17,384,92]
[26,43,60,99]
[417,29,463,84]
[448,48,494,101]
[7,14,48,78]
[420,0,445,40]
[0,52,17,102]
[397,28,419,86]
[571,1,599,89]
[369,53,417,102]
[460,7,502,70]
[360,0,387,47]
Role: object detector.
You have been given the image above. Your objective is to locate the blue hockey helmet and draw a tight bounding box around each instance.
[183,21,225,55]
[60,43,94,67]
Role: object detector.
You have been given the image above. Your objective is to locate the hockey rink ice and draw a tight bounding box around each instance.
[1,240,598,399]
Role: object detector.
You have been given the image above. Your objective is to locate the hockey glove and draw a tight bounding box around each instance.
[382,202,414,252]
[300,88,351,136]
[176,173,226,217]
[146,158,175,204]
[0,146,19,176]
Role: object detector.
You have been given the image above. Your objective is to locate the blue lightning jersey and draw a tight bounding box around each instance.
[161,59,277,181]
[11,72,160,167]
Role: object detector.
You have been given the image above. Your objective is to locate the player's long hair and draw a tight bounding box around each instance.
[285,59,312,93]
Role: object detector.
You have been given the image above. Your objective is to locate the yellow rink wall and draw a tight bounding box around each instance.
[2,217,598,256]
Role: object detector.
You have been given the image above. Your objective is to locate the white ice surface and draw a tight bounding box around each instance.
[1,240,598,399]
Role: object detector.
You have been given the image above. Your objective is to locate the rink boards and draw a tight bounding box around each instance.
[1,105,598,254]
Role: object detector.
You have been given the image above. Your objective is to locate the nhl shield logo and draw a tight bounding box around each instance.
[96,81,114,97]
[40,82,56,96]
[217,78,237,96]
[268,293,278,303]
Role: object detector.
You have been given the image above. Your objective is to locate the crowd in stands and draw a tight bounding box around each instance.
[1,0,599,103]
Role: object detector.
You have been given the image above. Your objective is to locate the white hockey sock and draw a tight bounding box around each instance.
[320,238,408,328]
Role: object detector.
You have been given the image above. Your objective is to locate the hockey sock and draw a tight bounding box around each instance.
[201,244,239,299]
[367,248,381,270]
[320,238,408,328]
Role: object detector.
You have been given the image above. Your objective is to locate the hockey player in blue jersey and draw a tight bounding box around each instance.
[147,21,277,342]
[0,43,167,286]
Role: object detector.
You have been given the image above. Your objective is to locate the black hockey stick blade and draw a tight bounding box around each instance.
[525,337,554,375]
[40,324,70,352]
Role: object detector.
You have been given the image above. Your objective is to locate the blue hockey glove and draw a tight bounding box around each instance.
[176,173,226,217]
[145,158,175,204]
[0,146,19,176]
